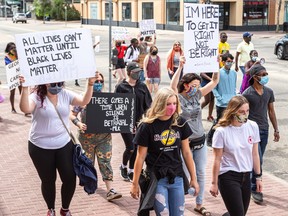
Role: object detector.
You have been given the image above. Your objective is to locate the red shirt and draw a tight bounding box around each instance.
[116,45,127,59]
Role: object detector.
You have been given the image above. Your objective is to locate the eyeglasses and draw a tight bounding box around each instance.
[174,44,181,46]
[50,82,64,87]
[95,80,104,83]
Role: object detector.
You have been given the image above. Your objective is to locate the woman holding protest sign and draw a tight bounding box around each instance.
[70,71,122,201]
[170,56,219,216]
[19,72,97,216]
[4,42,24,115]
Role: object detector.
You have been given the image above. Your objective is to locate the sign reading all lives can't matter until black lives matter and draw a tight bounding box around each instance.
[85,93,135,134]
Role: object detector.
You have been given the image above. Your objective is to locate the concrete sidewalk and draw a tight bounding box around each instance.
[0,85,288,216]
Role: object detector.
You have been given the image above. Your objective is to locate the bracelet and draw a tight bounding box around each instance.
[254,173,262,178]
[274,130,279,133]
[72,118,80,125]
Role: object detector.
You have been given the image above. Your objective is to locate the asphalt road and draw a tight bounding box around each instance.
[0,18,288,182]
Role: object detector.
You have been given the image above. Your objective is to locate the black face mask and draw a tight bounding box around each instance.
[116,42,121,46]
[151,51,158,55]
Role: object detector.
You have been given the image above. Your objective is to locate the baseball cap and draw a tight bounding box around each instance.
[243,32,253,37]
[127,62,142,73]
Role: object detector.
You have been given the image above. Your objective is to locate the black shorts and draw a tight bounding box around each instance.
[116,58,125,69]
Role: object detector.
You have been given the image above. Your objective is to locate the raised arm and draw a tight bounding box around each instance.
[19,76,36,113]
[200,72,219,97]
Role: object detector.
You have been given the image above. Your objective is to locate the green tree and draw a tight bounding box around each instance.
[33,0,52,23]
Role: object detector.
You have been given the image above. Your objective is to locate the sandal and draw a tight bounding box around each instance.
[194,207,212,216]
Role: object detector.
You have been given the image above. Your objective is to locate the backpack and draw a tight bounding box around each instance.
[111,47,119,66]
[124,45,137,60]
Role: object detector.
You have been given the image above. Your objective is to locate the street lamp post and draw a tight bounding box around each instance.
[4,0,7,20]
[108,0,112,92]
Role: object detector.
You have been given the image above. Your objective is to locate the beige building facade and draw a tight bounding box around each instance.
[74,0,288,31]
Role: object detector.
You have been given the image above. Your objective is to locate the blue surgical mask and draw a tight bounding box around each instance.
[225,62,233,69]
[93,82,103,92]
[258,76,269,86]
[47,86,62,95]
[186,86,197,97]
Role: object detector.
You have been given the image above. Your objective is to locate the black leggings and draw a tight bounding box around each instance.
[29,140,76,209]
[218,171,251,216]
[121,133,136,170]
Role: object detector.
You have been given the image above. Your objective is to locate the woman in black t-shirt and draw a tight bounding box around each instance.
[130,87,199,215]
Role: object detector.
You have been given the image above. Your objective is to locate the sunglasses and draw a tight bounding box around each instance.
[50,82,64,87]
[221,36,228,38]
[95,80,104,83]
[174,44,181,46]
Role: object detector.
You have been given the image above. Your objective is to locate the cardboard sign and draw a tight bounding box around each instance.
[6,60,20,90]
[112,27,130,40]
[15,29,96,86]
[86,92,135,133]
[184,3,219,73]
[139,19,156,37]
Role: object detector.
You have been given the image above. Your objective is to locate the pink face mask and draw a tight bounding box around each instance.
[165,104,177,116]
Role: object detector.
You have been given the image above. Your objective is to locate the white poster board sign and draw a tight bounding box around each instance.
[184,3,219,73]
[6,60,20,90]
[94,36,100,53]
[112,28,130,40]
[139,19,156,37]
[15,29,96,86]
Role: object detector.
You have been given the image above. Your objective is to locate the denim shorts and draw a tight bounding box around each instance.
[148,78,160,84]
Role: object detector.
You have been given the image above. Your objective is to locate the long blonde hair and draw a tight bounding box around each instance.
[140,87,181,126]
[215,95,249,128]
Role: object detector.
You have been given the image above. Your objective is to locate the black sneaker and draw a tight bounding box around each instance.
[128,172,134,183]
[251,191,263,203]
[107,188,122,201]
[119,166,128,181]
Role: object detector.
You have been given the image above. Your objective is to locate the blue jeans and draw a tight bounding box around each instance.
[154,176,185,216]
[139,69,145,82]
[251,129,269,192]
[183,143,207,205]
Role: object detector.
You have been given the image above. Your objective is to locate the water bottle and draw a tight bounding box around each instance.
[188,187,196,197]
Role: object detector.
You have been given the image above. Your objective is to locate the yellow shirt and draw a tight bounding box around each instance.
[218,42,230,68]
[236,40,254,66]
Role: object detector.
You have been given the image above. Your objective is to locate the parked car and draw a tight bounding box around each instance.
[274,34,288,60]
[12,13,27,23]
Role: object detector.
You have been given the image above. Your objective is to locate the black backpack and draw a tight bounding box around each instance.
[111,47,119,65]
[124,45,137,60]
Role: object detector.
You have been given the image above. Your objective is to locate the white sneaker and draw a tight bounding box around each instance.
[107,189,122,201]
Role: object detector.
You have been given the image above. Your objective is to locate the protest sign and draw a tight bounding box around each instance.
[86,92,135,133]
[15,29,96,86]
[139,19,156,37]
[6,60,20,90]
[184,3,219,73]
[112,27,130,41]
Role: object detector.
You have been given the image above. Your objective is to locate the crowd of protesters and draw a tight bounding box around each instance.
[0,30,280,216]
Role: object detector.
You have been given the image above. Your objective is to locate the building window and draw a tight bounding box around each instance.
[243,0,268,26]
[90,3,98,19]
[285,2,288,22]
[122,3,131,21]
[166,0,180,25]
[142,3,153,20]
[105,3,113,20]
